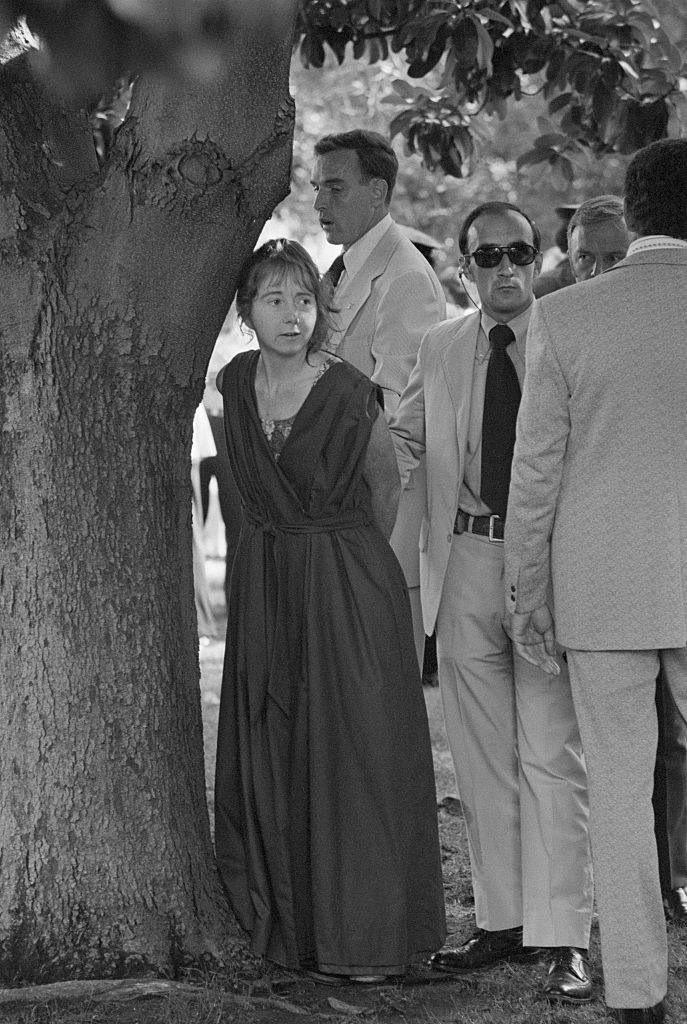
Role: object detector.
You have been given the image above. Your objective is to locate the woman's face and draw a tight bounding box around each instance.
[246,270,318,358]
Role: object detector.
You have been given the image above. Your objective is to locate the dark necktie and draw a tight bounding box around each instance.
[480,323,521,520]
[323,253,345,291]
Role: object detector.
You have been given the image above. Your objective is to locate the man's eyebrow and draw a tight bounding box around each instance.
[311,175,346,186]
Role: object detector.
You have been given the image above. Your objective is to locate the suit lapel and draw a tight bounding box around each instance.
[331,224,400,337]
[438,312,481,440]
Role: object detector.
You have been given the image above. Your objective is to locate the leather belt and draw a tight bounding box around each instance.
[454,509,504,543]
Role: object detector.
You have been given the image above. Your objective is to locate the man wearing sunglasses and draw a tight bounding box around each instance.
[390,201,593,1003]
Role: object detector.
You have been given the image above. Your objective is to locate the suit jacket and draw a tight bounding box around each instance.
[328,220,446,583]
[505,247,687,650]
[390,310,482,633]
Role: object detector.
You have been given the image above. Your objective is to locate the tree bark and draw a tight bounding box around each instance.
[0,8,297,983]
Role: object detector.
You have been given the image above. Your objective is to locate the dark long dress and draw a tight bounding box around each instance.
[214,351,445,976]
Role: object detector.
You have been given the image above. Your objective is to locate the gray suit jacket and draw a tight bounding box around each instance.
[505,247,687,650]
[328,220,446,584]
[390,310,482,633]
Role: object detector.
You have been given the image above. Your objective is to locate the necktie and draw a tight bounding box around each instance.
[324,253,345,291]
[480,323,521,520]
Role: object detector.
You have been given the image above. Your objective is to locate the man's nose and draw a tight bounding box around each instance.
[314,190,326,211]
[498,256,515,274]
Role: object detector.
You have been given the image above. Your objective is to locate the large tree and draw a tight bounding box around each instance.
[0,0,298,983]
[0,0,682,984]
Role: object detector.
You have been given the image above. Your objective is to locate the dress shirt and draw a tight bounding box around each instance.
[335,214,393,292]
[458,304,532,517]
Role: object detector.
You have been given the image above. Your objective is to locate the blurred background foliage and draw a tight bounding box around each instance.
[280,0,687,277]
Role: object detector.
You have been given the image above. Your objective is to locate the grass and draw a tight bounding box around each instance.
[4,555,687,1023]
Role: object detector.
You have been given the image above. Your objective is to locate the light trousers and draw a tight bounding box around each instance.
[435,531,593,948]
[566,646,687,1009]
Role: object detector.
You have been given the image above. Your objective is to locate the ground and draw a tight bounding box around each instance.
[4,555,687,1023]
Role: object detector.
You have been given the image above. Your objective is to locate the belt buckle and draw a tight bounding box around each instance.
[488,514,504,544]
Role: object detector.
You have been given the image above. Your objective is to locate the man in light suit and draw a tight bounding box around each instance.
[505,138,687,1023]
[390,201,593,1002]
[311,130,445,668]
[565,194,687,926]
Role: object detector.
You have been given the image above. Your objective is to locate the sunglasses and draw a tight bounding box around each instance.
[468,243,539,269]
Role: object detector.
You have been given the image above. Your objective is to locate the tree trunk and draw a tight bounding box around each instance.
[0,9,297,982]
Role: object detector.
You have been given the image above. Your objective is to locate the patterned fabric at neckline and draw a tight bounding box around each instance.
[261,356,337,460]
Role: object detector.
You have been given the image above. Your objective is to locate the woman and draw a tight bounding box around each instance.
[214,239,445,982]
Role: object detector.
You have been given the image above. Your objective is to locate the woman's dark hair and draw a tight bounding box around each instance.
[235,239,334,355]
[458,201,541,254]
[624,139,687,240]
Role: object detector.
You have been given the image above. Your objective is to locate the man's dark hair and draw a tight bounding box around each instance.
[458,201,541,254]
[624,139,687,240]
[314,130,398,202]
[566,195,625,251]
[554,222,570,254]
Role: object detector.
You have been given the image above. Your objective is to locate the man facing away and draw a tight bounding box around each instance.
[565,193,687,925]
[389,200,594,1003]
[505,138,687,1023]
[311,130,446,669]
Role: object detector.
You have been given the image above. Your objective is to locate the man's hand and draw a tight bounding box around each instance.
[504,605,561,676]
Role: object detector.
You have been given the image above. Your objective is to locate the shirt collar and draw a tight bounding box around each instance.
[342,213,393,280]
[627,235,687,255]
[481,301,534,358]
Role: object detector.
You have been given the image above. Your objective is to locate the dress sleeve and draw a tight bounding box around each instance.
[362,392,401,540]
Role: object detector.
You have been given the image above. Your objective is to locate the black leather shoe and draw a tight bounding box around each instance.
[669,885,687,922]
[430,926,540,972]
[613,1001,665,1022]
[542,946,592,1003]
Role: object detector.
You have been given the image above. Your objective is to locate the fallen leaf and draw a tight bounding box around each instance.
[327,995,369,1014]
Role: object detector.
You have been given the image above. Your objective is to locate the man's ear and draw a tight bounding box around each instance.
[532,249,544,279]
[459,254,474,283]
[623,196,639,235]
[370,177,388,208]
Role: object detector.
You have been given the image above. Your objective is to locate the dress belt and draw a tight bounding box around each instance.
[454,509,505,543]
[244,507,371,535]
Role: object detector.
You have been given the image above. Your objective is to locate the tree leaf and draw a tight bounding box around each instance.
[516,147,549,169]
[473,18,494,76]
[478,7,513,29]
[548,91,573,114]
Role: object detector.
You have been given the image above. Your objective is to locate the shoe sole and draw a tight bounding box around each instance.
[431,949,542,973]
[544,991,594,1005]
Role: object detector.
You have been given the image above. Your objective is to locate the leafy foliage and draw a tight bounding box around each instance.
[0,1,682,178]
[296,1,685,177]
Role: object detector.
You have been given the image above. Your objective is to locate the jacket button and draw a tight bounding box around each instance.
[447,534,452,544]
